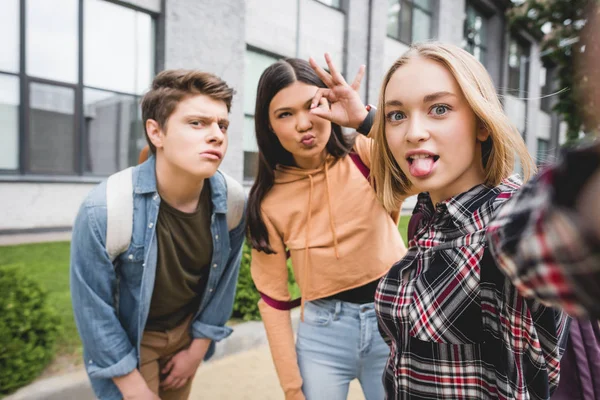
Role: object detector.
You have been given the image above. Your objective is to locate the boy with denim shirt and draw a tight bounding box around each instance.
[70,70,246,400]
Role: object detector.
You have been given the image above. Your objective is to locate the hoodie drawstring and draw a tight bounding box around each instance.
[301,174,314,322]
[324,162,340,259]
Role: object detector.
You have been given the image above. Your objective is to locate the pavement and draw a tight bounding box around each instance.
[4,310,366,400]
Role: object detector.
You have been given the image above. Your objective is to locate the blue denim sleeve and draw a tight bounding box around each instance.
[191,205,246,360]
[70,200,137,379]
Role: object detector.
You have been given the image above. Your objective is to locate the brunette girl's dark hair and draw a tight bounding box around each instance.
[247,58,352,254]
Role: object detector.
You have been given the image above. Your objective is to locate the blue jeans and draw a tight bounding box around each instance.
[296,299,389,400]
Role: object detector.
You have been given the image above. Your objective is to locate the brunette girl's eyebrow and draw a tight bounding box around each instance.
[273,97,314,113]
[423,91,456,103]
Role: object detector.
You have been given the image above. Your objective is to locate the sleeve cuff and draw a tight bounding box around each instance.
[191,321,233,342]
[86,348,138,379]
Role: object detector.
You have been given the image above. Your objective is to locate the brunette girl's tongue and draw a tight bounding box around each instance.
[409,157,436,177]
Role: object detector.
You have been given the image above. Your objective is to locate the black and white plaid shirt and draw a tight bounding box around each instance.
[375,177,570,400]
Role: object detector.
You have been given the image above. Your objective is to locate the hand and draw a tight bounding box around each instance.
[123,386,161,400]
[160,343,206,391]
[308,53,368,130]
[113,370,160,400]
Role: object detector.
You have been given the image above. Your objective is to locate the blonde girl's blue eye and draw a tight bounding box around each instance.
[386,110,406,122]
[431,105,450,116]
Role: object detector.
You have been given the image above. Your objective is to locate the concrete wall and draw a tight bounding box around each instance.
[246,0,298,58]
[163,0,247,182]
[437,0,466,45]
[0,183,94,231]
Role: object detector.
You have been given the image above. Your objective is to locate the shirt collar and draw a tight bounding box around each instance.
[417,182,493,232]
[134,155,227,214]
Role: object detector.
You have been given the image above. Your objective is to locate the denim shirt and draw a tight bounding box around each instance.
[70,157,246,400]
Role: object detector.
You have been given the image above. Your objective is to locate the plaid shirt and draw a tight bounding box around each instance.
[375,177,570,400]
[488,146,600,319]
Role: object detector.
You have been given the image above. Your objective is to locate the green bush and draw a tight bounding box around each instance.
[0,266,61,396]
[233,242,299,321]
[232,242,261,321]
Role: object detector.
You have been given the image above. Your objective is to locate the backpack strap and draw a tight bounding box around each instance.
[349,152,370,180]
[105,167,134,262]
[220,171,245,231]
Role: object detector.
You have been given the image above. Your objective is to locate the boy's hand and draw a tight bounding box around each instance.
[113,370,160,400]
[160,338,210,391]
[308,53,368,130]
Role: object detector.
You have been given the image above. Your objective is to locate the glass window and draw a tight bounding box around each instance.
[388,0,434,43]
[0,0,20,73]
[412,7,432,43]
[244,116,259,181]
[463,3,488,66]
[27,0,78,83]
[28,83,76,174]
[536,138,550,166]
[0,74,20,170]
[244,50,278,181]
[508,39,530,97]
[244,51,279,115]
[84,0,155,94]
[540,64,555,113]
[83,89,143,175]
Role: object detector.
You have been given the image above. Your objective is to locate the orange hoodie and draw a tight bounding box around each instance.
[250,135,407,400]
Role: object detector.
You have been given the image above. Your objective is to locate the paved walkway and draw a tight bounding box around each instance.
[190,344,365,399]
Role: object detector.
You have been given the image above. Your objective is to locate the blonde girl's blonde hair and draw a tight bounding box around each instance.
[369,42,536,212]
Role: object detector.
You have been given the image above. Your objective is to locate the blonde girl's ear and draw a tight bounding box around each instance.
[476,121,490,142]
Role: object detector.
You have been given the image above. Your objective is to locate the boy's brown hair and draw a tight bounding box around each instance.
[141,69,235,154]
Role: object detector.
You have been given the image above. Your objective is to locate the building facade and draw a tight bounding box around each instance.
[0,0,563,233]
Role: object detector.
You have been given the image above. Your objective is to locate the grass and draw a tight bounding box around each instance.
[398,215,410,246]
[0,241,83,376]
[0,214,411,376]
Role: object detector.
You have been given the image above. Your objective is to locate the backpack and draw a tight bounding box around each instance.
[105,166,245,262]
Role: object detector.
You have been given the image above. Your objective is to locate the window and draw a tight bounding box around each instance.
[536,138,550,166]
[0,0,20,73]
[27,0,79,84]
[0,75,20,170]
[1,0,155,176]
[243,49,279,181]
[463,3,488,66]
[540,63,555,113]
[508,39,530,97]
[388,0,434,44]
[315,0,341,8]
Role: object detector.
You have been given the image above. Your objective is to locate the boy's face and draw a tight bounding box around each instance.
[147,94,229,179]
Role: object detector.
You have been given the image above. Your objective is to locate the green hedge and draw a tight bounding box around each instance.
[0,266,61,396]
[232,242,299,321]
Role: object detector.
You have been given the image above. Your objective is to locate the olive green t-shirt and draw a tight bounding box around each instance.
[145,183,213,331]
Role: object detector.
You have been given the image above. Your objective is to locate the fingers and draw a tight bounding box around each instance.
[324,53,347,86]
[310,97,333,121]
[309,57,334,88]
[161,372,177,390]
[161,359,174,375]
[310,88,331,109]
[350,65,366,91]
